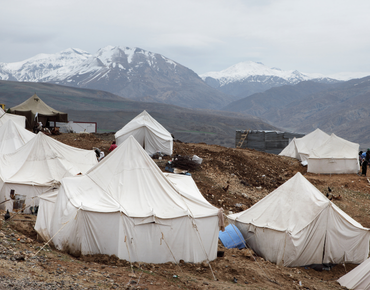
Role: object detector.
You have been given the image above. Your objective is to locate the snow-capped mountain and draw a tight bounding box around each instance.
[0,48,91,82]
[200,61,342,98]
[0,46,232,110]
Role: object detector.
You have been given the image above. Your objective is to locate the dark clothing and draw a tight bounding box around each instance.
[362,160,368,176]
[366,151,370,162]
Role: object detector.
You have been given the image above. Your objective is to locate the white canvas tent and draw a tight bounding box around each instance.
[0,107,26,128]
[0,119,35,155]
[0,132,98,213]
[337,257,370,289]
[36,136,219,263]
[307,133,360,174]
[228,172,370,267]
[279,128,330,164]
[115,110,173,156]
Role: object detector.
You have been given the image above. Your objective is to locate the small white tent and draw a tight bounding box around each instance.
[0,107,26,128]
[308,133,360,174]
[0,133,98,213]
[228,172,370,267]
[279,128,330,164]
[115,110,173,156]
[337,257,370,289]
[37,136,219,263]
[0,119,35,154]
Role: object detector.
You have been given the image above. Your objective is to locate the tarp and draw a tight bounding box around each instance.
[279,128,330,163]
[308,133,360,174]
[115,110,173,155]
[219,224,246,249]
[9,94,68,130]
[338,257,370,289]
[228,172,370,267]
[0,119,35,154]
[0,132,98,213]
[36,136,219,263]
[0,107,26,128]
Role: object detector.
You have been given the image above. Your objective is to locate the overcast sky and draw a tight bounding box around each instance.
[1,0,370,75]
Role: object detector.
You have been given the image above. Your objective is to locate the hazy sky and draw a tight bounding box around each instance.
[1,0,370,75]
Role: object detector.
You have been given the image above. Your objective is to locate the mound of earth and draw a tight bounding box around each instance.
[1,132,369,289]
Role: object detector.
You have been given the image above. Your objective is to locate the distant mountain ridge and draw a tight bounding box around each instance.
[200,61,343,98]
[0,46,232,110]
[0,80,278,148]
[221,76,370,149]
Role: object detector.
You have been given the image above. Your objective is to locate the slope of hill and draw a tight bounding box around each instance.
[2,137,370,289]
[222,76,370,149]
[0,80,276,147]
[0,46,232,110]
[201,61,340,99]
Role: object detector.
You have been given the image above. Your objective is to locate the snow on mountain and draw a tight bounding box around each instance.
[327,72,370,81]
[200,61,333,86]
[0,48,91,82]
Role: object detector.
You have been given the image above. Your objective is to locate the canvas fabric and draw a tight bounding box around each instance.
[228,173,370,267]
[38,136,219,263]
[338,258,370,289]
[0,133,97,212]
[308,133,360,174]
[0,108,26,128]
[115,110,173,155]
[9,94,68,130]
[0,119,35,154]
[279,129,330,163]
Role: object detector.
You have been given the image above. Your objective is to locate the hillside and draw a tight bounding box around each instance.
[1,134,370,289]
[222,76,370,149]
[0,80,277,147]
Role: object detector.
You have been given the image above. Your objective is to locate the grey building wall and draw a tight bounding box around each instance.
[235,130,305,154]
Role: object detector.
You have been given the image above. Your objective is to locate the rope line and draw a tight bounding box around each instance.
[31,208,80,259]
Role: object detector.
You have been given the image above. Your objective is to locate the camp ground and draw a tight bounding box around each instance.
[1,103,370,288]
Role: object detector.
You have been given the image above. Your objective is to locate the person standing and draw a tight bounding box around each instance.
[109,141,117,152]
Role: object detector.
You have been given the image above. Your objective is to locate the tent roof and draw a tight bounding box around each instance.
[228,172,366,233]
[115,110,172,142]
[310,133,359,159]
[337,257,370,289]
[10,94,67,117]
[0,119,35,154]
[0,132,97,186]
[58,135,218,219]
[294,128,330,156]
[279,129,330,159]
[0,108,26,128]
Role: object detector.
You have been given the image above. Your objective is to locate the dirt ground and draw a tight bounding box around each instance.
[1,132,370,289]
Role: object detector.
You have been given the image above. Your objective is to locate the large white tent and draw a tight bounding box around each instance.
[0,133,98,213]
[308,133,360,174]
[337,257,370,289]
[0,107,26,128]
[115,110,173,156]
[0,119,35,155]
[279,128,330,164]
[228,172,370,267]
[36,136,219,263]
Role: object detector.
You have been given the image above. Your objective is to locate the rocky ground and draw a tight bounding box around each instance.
[1,132,370,289]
